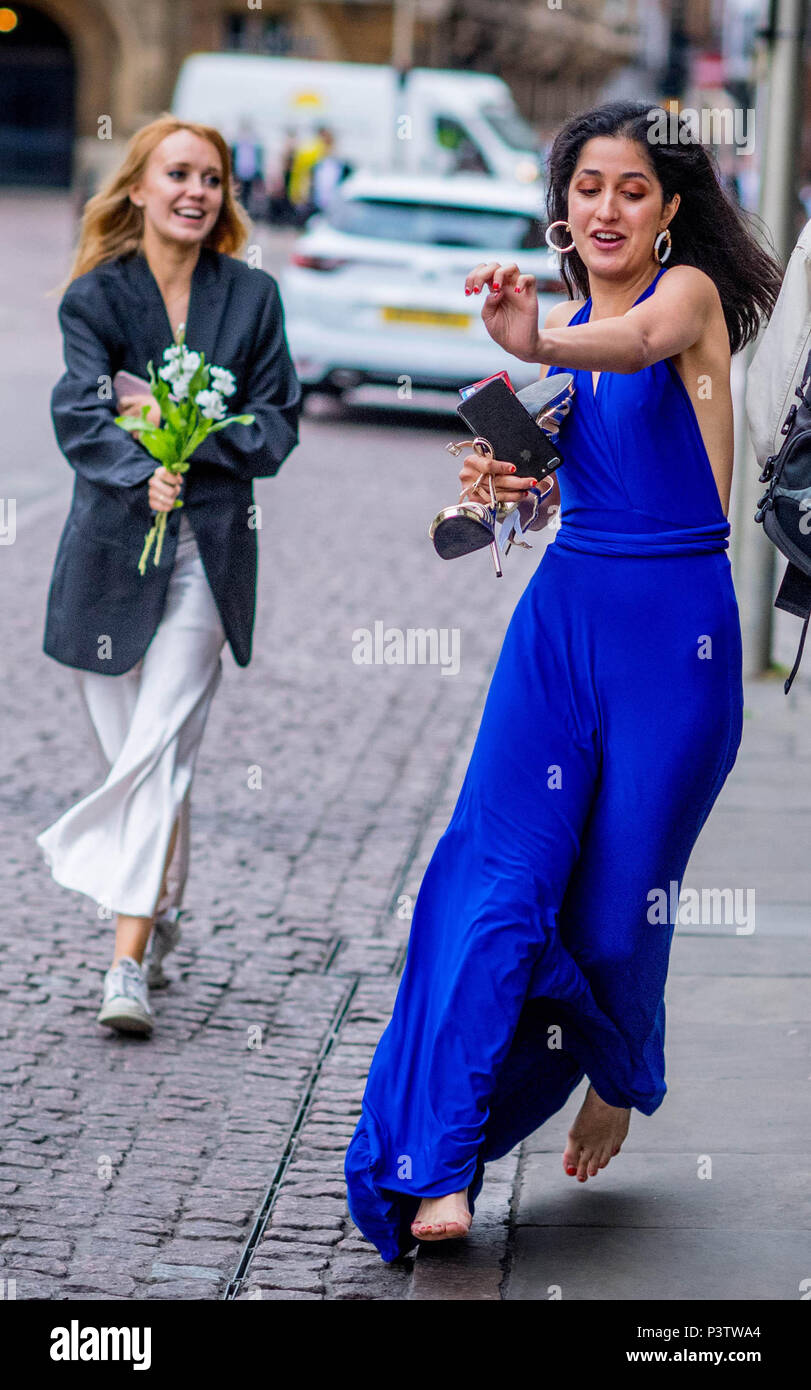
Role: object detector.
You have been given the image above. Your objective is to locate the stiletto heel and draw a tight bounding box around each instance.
[429,438,504,573]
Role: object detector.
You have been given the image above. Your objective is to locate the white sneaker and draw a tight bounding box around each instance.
[97,956,154,1035]
[145,915,183,990]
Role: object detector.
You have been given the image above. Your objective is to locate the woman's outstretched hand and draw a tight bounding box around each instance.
[465,262,542,363]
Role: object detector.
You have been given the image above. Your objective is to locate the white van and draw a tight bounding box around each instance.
[171,54,543,186]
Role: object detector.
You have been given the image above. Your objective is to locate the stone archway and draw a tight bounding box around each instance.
[34,0,191,193]
[29,0,120,136]
[0,4,75,184]
[0,0,150,188]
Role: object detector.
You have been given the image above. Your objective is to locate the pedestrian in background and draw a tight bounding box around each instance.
[309,127,352,215]
[36,114,301,1037]
[287,127,329,225]
[230,117,266,220]
[262,131,292,226]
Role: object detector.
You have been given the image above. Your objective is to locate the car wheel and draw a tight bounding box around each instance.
[301,383,346,417]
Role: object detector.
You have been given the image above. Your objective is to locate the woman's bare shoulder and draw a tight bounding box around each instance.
[654,264,725,321]
[544,296,586,329]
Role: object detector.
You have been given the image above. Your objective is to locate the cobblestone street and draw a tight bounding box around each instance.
[1,193,534,1300]
[2,195,809,1304]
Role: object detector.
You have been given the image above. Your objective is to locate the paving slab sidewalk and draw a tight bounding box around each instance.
[409,675,811,1300]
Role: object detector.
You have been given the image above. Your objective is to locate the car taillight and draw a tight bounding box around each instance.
[289,254,349,271]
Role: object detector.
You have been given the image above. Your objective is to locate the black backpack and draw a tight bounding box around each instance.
[754,344,811,693]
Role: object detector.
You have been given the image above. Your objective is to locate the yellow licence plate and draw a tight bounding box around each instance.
[381,307,471,329]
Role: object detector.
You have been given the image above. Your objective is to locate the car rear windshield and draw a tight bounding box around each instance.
[327,197,546,249]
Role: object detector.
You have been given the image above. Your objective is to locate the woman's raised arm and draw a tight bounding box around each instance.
[467,260,716,374]
[538,264,715,373]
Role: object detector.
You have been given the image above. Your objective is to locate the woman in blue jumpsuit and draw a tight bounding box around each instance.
[344,101,782,1263]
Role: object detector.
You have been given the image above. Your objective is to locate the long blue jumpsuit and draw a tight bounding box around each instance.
[344,264,744,1262]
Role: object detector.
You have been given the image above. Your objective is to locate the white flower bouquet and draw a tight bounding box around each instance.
[115,325,255,575]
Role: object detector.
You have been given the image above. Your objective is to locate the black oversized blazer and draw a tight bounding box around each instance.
[43,246,301,675]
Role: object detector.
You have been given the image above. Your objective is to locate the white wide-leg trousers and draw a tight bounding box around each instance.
[37,513,227,918]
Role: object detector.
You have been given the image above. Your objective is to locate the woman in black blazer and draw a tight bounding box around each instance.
[36,114,301,1036]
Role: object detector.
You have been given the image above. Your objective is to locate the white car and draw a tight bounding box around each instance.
[279,173,566,399]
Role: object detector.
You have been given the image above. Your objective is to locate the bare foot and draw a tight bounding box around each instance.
[411,1189,471,1242]
[562,1084,630,1182]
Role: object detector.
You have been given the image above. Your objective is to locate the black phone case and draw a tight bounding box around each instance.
[456,376,563,480]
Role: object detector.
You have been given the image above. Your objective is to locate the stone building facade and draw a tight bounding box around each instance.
[2,0,654,187]
[5,0,795,194]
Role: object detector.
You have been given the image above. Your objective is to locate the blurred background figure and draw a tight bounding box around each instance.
[263,126,299,226]
[287,127,328,225]
[230,116,266,220]
[309,127,353,216]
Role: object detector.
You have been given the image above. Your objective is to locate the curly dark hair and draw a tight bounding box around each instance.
[545,100,783,353]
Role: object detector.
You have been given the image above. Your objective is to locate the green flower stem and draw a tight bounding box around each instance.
[137,522,158,577]
[152,512,169,569]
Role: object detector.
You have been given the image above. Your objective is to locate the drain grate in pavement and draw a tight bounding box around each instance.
[223,971,358,1299]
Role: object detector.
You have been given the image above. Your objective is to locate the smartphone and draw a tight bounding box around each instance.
[113,370,152,406]
[456,374,565,481]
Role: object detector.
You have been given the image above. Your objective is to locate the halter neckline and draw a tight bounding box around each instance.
[583,263,669,322]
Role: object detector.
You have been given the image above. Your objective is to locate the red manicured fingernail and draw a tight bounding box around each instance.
[492,282,501,290]
[514,286,522,293]
[531,479,538,487]
[509,465,516,473]
[473,285,481,293]
[464,288,471,295]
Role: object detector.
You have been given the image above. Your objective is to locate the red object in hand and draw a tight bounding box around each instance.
[459,370,515,402]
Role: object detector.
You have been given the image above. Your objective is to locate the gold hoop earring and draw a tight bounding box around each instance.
[545,220,575,253]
